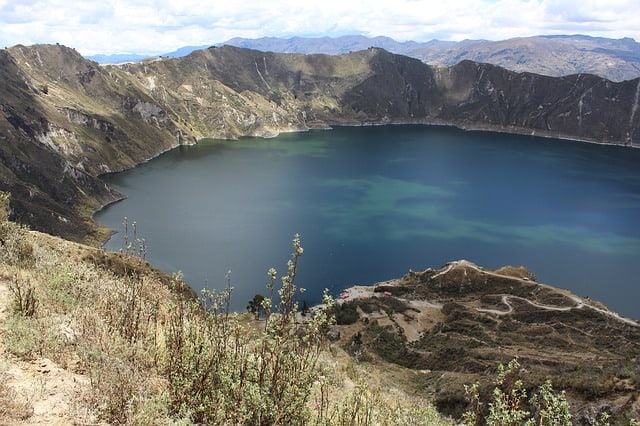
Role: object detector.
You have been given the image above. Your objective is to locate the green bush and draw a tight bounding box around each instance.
[462,358,572,426]
[163,234,335,424]
[333,301,360,325]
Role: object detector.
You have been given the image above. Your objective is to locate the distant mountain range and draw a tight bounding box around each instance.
[87,45,207,64]
[88,34,640,82]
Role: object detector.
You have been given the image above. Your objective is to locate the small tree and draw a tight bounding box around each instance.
[247,293,265,319]
[301,299,310,316]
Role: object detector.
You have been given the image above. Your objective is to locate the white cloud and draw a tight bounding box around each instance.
[0,0,638,55]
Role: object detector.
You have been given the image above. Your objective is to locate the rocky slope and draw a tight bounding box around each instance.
[1,43,640,242]
[332,260,640,423]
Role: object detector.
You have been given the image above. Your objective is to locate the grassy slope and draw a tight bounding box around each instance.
[0,210,449,425]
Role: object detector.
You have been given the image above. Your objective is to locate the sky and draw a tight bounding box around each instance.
[1,0,638,56]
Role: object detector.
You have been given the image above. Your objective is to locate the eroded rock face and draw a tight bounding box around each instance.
[1,44,639,241]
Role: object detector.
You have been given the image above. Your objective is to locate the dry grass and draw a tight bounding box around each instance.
[0,201,450,425]
[0,199,186,423]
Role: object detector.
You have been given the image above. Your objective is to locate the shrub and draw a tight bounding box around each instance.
[3,316,38,359]
[0,192,35,267]
[8,276,38,317]
[333,301,360,325]
[163,234,335,424]
[462,358,572,426]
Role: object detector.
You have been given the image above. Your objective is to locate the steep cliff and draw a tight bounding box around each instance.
[1,44,639,242]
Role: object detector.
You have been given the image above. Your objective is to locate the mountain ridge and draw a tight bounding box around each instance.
[1,43,639,243]
[87,34,640,82]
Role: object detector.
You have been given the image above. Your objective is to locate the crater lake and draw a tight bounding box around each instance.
[95,125,640,318]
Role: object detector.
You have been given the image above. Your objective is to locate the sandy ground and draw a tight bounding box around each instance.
[0,277,96,425]
[334,281,446,343]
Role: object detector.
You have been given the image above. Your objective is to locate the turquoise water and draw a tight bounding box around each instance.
[95,125,640,318]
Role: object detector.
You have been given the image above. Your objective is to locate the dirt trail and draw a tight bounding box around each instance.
[454,261,640,328]
[339,260,640,329]
[0,276,95,425]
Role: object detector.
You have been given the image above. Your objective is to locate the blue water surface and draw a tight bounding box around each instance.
[95,125,640,317]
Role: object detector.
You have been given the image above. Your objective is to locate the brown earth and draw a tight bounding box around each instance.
[0,270,97,425]
[331,260,640,424]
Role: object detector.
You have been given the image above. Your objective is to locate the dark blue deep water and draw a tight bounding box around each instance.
[95,125,640,318]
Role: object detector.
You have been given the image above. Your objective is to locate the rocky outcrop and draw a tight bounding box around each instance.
[0,45,190,242]
[333,260,640,423]
[1,43,639,242]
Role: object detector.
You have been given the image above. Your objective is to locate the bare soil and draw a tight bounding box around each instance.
[0,246,99,425]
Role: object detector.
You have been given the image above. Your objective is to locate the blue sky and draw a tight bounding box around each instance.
[1,0,638,55]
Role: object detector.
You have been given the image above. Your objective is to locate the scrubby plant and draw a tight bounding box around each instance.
[530,380,572,425]
[0,192,35,267]
[3,315,39,359]
[463,358,572,426]
[8,275,38,317]
[163,233,336,424]
[324,382,374,425]
[120,216,146,259]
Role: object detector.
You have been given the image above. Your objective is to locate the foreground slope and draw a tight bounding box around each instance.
[0,209,449,425]
[1,43,640,242]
